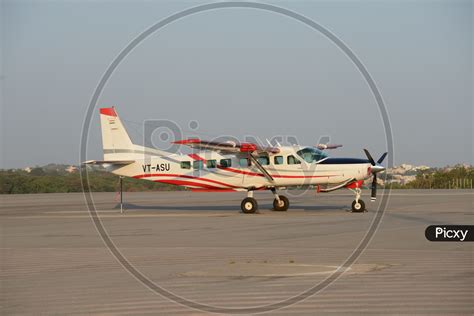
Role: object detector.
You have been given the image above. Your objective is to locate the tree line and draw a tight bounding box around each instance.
[0,167,181,194]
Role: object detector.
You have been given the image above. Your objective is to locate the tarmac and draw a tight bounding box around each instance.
[1,189,473,314]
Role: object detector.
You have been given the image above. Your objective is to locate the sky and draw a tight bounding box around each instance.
[1,0,472,168]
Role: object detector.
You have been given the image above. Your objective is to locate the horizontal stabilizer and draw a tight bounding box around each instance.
[83,160,135,165]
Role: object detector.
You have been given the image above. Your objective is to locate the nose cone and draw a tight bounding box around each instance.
[371,164,385,173]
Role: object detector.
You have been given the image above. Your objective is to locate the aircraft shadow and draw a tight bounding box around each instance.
[114,203,348,213]
[114,203,241,212]
[297,205,348,211]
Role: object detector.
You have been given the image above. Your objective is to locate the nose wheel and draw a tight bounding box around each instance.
[350,187,366,212]
[351,199,365,212]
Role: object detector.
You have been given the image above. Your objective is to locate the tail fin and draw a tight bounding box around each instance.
[100,107,134,160]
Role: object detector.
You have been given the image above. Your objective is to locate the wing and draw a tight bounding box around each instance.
[173,138,280,154]
[316,143,343,150]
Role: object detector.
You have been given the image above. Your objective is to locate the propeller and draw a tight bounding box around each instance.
[363,149,388,201]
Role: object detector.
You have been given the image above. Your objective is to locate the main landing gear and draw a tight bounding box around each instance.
[271,188,289,212]
[240,188,290,214]
[241,191,258,214]
[350,187,366,212]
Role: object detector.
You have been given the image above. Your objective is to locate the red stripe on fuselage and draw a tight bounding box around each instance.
[154,179,223,189]
[217,166,335,179]
[217,166,264,177]
[191,188,236,192]
[133,173,240,188]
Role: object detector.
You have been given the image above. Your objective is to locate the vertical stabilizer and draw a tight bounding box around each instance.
[99,107,134,160]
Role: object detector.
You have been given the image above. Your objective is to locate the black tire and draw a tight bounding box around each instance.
[273,195,289,211]
[241,197,258,214]
[351,199,365,212]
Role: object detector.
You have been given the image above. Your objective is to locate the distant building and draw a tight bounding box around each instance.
[384,164,432,185]
[65,165,78,173]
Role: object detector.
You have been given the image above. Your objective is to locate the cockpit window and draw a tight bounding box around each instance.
[296,147,328,163]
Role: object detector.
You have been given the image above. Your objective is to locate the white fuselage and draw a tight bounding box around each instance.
[105,146,372,191]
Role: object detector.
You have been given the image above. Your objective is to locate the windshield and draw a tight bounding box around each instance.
[296,147,328,163]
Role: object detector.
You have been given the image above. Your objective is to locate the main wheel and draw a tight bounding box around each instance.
[273,195,289,211]
[351,199,365,212]
[241,197,258,214]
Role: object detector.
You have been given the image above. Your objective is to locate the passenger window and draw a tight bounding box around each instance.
[274,156,284,165]
[219,159,232,168]
[193,160,203,169]
[181,161,191,169]
[239,158,251,167]
[287,155,301,165]
[206,159,217,168]
[257,156,269,165]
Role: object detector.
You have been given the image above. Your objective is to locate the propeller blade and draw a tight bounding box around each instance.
[371,174,377,201]
[377,152,388,164]
[363,149,376,165]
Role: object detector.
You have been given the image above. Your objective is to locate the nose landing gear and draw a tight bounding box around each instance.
[350,187,366,212]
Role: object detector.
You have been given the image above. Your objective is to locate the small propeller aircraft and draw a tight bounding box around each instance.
[85,107,387,213]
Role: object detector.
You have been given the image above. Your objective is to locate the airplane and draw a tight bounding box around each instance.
[84,107,387,214]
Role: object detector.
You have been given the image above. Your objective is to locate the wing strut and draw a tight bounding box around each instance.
[248,154,275,182]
